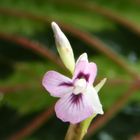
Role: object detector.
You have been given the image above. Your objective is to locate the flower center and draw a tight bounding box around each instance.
[73,78,87,95]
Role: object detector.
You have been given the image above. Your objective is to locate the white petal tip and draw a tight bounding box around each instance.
[77,53,88,62]
[51,21,56,25]
[95,107,104,115]
[99,110,104,114]
[51,22,57,29]
[81,53,87,59]
[51,22,61,35]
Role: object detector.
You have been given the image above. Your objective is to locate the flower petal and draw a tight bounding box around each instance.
[73,53,97,84]
[88,62,97,84]
[55,92,96,124]
[76,53,88,64]
[85,85,103,114]
[42,71,73,97]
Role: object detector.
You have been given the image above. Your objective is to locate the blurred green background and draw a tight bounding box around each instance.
[0,0,140,140]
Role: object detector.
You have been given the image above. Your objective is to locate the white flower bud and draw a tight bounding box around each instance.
[51,22,75,73]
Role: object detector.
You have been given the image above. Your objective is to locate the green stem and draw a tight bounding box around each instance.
[64,115,96,140]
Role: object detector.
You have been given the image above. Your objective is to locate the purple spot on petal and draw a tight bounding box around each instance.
[76,72,89,81]
[70,93,82,105]
[59,82,73,87]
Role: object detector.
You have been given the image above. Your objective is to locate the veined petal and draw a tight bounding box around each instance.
[85,85,103,114]
[55,92,96,124]
[42,71,73,97]
[73,54,97,84]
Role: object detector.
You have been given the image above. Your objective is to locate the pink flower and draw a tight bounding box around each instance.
[42,53,103,124]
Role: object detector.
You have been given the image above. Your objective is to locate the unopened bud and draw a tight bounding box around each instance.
[51,22,75,73]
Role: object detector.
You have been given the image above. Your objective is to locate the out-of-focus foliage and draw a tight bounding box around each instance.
[0,0,140,140]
